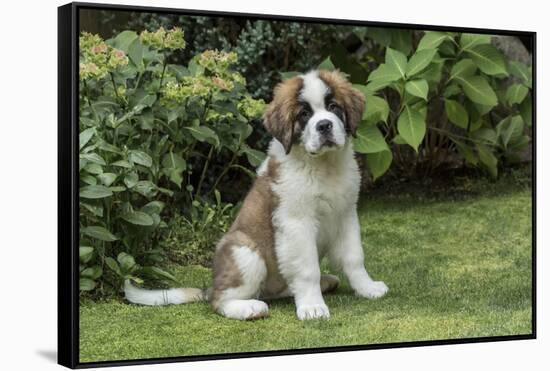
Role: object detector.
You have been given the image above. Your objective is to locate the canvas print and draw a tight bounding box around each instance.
[73,4,534,366]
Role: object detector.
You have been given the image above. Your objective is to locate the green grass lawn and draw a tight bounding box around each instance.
[79,172,533,363]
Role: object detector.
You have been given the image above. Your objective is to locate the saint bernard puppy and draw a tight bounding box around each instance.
[125,69,388,320]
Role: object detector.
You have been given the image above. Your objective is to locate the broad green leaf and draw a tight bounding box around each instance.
[105,257,121,276]
[79,128,95,150]
[162,152,186,170]
[80,185,113,199]
[365,80,392,93]
[79,246,94,264]
[520,95,532,127]
[366,150,393,181]
[128,150,153,167]
[80,153,106,165]
[117,252,137,273]
[127,38,143,68]
[143,266,178,283]
[406,49,437,77]
[363,95,390,123]
[353,124,389,154]
[318,56,335,70]
[81,226,118,241]
[466,44,508,76]
[455,75,498,106]
[280,71,300,80]
[385,48,407,78]
[390,30,413,56]
[476,143,498,177]
[110,30,138,52]
[509,61,532,87]
[123,172,139,188]
[417,31,451,50]
[367,64,402,83]
[111,160,133,169]
[472,128,498,145]
[444,83,462,98]
[80,174,97,186]
[81,266,103,280]
[397,106,426,152]
[444,99,469,129]
[405,79,429,100]
[83,163,103,175]
[451,139,478,165]
[506,84,529,106]
[97,173,117,187]
[184,126,219,146]
[121,211,154,226]
[141,201,165,215]
[133,180,157,198]
[242,147,266,167]
[80,278,96,291]
[460,33,492,50]
[497,115,524,149]
[449,59,477,80]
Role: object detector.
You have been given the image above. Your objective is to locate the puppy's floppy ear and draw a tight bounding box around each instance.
[343,86,366,137]
[263,76,303,154]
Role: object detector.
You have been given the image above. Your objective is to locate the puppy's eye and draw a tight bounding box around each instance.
[327,102,340,112]
[298,109,311,121]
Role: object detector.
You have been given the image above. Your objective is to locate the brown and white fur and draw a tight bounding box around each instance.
[124,69,388,320]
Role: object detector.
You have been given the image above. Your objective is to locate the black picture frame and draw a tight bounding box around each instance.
[58,2,537,368]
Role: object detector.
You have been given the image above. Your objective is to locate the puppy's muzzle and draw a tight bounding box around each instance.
[316,119,333,135]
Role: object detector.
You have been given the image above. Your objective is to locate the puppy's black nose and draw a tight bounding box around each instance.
[316,119,333,134]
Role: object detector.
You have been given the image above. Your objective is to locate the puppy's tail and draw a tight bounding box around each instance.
[124,279,208,306]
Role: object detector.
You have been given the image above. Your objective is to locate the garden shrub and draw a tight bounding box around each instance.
[78,28,265,296]
[299,30,533,180]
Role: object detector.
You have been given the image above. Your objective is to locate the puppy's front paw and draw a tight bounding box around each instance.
[296,303,330,320]
[355,281,389,299]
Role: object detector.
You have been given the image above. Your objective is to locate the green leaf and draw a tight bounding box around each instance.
[472,128,498,145]
[406,49,437,77]
[365,80,392,93]
[80,185,113,199]
[127,38,143,68]
[110,30,138,52]
[497,115,524,149]
[123,172,139,188]
[141,201,165,215]
[318,56,335,70]
[81,226,118,241]
[117,252,137,273]
[79,128,95,150]
[451,139,478,165]
[476,143,498,177]
[385,48,407,78]
[450,59,477,80]
[509,61,532,87]
[80,278,96,291]
[455,75,498,106]
[79,246,94,264]
[128,150,153,168]
[405,79,429,100]
[363,95,390,123]
[162,152,186,170]
[520,95,532,127]
[417,31,451,50]
[460,33,492,50]
[366,150,393,181]
[444,99,469,129]
[506,84,529,106]
[121,211,154,226]
[367,64,402,83]
[97,173,117,187]
[397,106,426,152]
[466,44,508,76]
[81,266,103,280]
[353,124,389,154]
[111,160,133,169]
[242,147,266,167]
[184,126,219,146]
[280,71,300,80]
[105,257,121,276]
[142,266,178,283]
[133,180,157,198]
[80,153,106,166]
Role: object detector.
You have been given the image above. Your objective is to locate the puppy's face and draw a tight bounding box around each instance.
[264,70,365,156]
